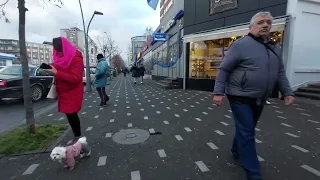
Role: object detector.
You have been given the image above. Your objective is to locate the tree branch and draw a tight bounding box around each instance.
[0,0,10,23]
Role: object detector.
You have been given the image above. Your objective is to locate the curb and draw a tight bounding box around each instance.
[0,126,71,159]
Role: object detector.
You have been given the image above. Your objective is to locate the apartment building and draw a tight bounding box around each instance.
[60,27,98,66]
[0,39,53,66]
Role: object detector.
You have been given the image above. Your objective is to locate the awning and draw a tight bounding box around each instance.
[183,17,287,43]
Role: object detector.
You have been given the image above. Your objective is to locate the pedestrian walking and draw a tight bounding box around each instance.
[130,63,140,84]
[139,64,145,84]
[94,54,110,107]
[122,67,127,77]
[45,37,84,145]
[213,12,294,180]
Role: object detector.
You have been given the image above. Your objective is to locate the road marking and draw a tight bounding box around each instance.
[115,99,118,102]
[202,112,208,115]
[151,105,155,107]
[127,106,130,109]
[228,110,232,112]
[126,101,129,103]
[88,105,92,108]
[86,127,93,131]
[277,116,287,119]
[174,114,180,117]
[296,108,305,111]
[106,133,112,138]
[317,128,320,131]
[200,99,204,101]
[301,113,311,117]
[275,110,283,114]
[127,113,131,116]
[183,109,188,112]
[160,102,164,104]
[131,171,141,180]
[308,120,319,124]
[114,104,118,107]
[138,103,141,105]
[149,128,155,133]
[195,118,202,122]
[128,123,133,127]
[156,111,161,114]
[144,116,149,120]
[97,156,107,166]
[215,130,225,136]
[163,121,169,124]
[174,103,179,105]
[255,128,261,132]
[190,105,195,107]
[110,119,114,123]
[181,100,185,102]
[292,145,309,153]
[208,107,213,110]
[148,100,151,102]
[195,161,210,172]
[166,107,171,110]
[255,138,262,143]
[112,110,116,113]
[207,142,219,150]
[272,106,280,109]
[94,115,99,119]
[93,100,96,103]
[184,127,192,132]
[99,108,103,110]
[48,113,53,117]
[158,149,167,158]
[281,123,293,128]
[175,135,183,141]
[257,156,265,162]
[140,108,144,111]
[22,164,39,175]
[58,117,64,121]
[301,165,320,177]
[285,132,300,138]
[195,102,200,104]
[220,122,229,126]
[224,115,232,119]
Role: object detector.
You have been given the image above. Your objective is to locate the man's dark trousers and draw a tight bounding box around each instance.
[229,100,264,179]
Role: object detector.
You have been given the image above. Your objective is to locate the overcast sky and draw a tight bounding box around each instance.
[0,0,160,59]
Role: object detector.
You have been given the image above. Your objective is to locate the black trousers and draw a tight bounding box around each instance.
[66,112,81,137]
[96,87,109,104]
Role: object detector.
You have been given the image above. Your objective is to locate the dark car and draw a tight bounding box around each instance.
[0,65,54,101]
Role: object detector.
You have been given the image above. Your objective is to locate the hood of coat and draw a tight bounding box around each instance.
[97,58,106,63]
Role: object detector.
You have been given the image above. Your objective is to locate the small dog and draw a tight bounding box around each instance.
[50,137,91,169]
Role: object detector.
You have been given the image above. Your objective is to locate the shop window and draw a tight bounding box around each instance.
[0,60,6,66]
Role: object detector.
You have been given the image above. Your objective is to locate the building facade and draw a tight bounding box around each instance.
[131,36,147,63]
[181,0,320,92]
[0,52,15,68]
[60,27,98,66]
[142,0,184,79]
[0,39,53,66]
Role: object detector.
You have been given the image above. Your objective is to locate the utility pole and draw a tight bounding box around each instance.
[109,43,113,81]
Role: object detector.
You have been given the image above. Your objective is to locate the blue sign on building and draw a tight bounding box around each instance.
[153,33,166,41]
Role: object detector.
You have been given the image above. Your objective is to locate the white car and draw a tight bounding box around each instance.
[83,67,96,85]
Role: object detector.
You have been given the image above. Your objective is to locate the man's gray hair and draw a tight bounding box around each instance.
[250,11,273,25]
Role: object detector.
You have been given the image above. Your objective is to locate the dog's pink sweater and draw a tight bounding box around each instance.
[64,141,82,167]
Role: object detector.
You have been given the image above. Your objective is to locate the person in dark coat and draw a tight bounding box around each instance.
[130,63,140,84]
[139,64,146,84]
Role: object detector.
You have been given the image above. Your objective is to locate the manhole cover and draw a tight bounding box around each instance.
[112,129,150,145]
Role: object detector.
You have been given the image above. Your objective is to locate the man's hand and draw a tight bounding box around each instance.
[213,95,224,106]
[284,96,295,105]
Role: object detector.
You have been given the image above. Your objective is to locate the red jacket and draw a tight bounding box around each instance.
[53,51,84,114]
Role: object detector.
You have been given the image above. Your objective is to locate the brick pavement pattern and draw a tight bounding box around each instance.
[1,75,320,180]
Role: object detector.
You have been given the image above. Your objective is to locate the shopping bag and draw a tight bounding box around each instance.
[47,80,57,99]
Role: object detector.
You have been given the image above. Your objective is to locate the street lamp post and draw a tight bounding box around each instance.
[78,0,103,92]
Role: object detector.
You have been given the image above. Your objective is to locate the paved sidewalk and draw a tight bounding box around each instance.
[1,75,320,180]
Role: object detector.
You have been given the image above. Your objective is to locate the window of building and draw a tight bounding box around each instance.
[0,60,6,66]
[188,31,284,79]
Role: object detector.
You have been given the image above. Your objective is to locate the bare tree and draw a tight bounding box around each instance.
[111,54,125,70]
[1,0,63,134]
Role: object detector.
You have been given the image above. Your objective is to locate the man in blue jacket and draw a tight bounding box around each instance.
[213,12,294,180]
[94,54,109,107]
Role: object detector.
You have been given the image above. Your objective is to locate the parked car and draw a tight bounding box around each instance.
[0,65,53,101]
[83,67,96,85]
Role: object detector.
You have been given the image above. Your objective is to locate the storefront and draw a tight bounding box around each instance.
[181,0,289,92]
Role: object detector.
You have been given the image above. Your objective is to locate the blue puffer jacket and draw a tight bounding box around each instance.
[94,58,109,88]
